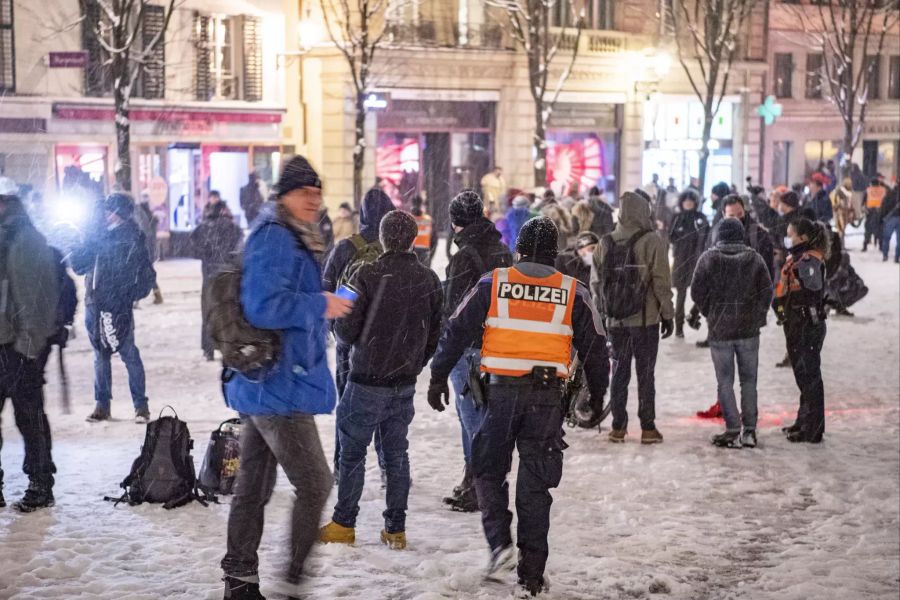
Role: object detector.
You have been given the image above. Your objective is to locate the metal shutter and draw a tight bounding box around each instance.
[242,15,263,102]
[140,4,166,99]
[0,0,14,92]
[194,12,212,101]
[82,0,110,97]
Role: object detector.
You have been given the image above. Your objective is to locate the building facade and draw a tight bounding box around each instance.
[0,0,291,236]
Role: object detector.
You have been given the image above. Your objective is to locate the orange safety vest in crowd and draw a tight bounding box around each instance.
[481,267,577,378]
[775,250,824,299]
[866,185,886,209]
[414,214,433,249]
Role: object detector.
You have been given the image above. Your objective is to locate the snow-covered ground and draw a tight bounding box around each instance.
[0,233,898,600]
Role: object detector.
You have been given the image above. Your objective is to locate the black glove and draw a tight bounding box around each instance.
[427,379,451,412]
[686,308,702,330]
[660,319,675,340]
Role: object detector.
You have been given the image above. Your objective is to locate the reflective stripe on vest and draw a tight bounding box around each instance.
[866,186,886,208]
[414,215,433,249]
[481,267,576,378]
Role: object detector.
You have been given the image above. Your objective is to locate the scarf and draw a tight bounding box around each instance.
[276,203,326,259]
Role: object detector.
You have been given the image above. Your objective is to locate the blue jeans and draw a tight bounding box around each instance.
[882,215,900,261]
[332,382,415,533]
[86,305,148,412]
[449,348,484,466]
[709,337,760,432]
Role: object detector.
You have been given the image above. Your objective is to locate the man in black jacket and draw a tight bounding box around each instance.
[320,211,443,550]
[669,190,709,337]
[691,218,772,448]
[442,190,513,512]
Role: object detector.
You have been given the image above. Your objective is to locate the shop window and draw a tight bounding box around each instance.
[546,131,618,199]
[805,53,823,99]
[890,56,900,100]
[772,141,791,187]
[774,53,793,99]
[549,0,613,30]
[803,140,840,179]
[194,13,263,102]
[376,133,421,208]
[0,0,13,93]
[865,55,880,100]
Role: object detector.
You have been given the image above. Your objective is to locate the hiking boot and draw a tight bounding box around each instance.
[641,429,664,444]
[443,465,473,505]
[515,576,550,598]
[448,486,479,513]
[380,530,407,550]
[318,521,355,544]
[134,407,151,424]
[696,401,722,419]
[484,544,516,581]
[223,576,266,600]
[711,431,742,449]
[608,429,627,443]
[741,430,758,449]
[787,430,823,444]
[13,480,55,513]
[781,423,801,435]
[86,406,111,422]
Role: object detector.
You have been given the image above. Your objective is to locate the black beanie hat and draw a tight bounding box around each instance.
[104,192,135,219]
[449,190,483,228]
[780,191,801,208]
[716,217,745,244]
[276,155,322,197]
[516,216,559,259]
[711,181,731,200]
[379,210,418,252]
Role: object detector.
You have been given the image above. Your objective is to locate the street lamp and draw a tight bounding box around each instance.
[298,11,321,51]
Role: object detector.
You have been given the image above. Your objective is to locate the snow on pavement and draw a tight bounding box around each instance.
[0,237,897,600]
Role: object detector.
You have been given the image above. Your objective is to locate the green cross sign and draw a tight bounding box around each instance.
[757,95,783,126]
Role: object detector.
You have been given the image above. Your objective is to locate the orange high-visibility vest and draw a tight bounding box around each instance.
[866,185,886,209]
[414,214,433,249]
[481,267,577,378]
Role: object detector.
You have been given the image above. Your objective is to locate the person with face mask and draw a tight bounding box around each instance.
[554,231,599,288]
[774,218,830,443]
[669,190,709,338]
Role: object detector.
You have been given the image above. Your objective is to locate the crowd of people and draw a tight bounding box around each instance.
[0,155,897,599]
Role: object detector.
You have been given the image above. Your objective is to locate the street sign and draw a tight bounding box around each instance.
[48,52,89,68]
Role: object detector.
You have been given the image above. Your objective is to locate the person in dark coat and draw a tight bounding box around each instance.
[691,218,772,448]
[239,172,264,227]
[587,186,615,238]
[710,181,731,226]
[880,184,900,263]
[555,231,599,288]
[190,202,244,360]
[669,190,709,337]
[320,211,443,549]
[70,192,156,424]
[442,190,513,512]
[808,176,833,225]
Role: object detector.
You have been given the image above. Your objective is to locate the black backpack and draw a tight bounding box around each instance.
[336,233,383,290]
[198,418,242,500]
[600,230,651,321]
[106,407,205,509]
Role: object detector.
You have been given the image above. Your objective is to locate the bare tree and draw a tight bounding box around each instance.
[487,0,584,187]
[789,0,899,176]
[670,0,758,195]
[320,0,396,207]
[79,0,177,193]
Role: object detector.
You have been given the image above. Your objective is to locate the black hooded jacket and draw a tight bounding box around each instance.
[322,188,394,292]
[443,217,512,322]
[669,203,710,290]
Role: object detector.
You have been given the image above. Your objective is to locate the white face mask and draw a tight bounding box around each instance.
[580,253,592,266]
[783,236,794,249]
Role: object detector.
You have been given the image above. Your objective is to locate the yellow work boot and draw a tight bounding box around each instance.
[319,521,355,544]
[380,529,407,550]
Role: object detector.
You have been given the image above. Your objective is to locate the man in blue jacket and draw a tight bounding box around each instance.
[221,156,352,600]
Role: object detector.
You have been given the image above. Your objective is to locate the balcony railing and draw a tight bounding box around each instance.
[552,29,636,55]
[384,20,513,50]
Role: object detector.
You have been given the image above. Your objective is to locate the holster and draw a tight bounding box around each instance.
[465,356,487,408]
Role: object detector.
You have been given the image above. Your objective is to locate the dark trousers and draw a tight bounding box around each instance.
[222,413,332,582]
[609,325,660,431]
[332,382,415,533]
[200,265,216,357]
[674,286,688,330]
[863,211,882,249]
[472,381,566,582]
[0,345,55,488]
[785,318,827,441]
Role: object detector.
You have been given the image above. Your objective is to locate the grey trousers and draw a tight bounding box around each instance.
[221,413,333,582]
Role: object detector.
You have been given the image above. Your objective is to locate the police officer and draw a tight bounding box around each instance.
[774,217,829,444]
[428,217,608,597]
[410,195,437,266]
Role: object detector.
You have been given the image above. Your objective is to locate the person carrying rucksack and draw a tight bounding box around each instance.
[0,180,60,512]
[70,192,157,424]
[221,156,352,600]
[591,191,674,445]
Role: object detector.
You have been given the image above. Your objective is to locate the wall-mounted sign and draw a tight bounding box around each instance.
[48,51,88,68]
[757,95,783,126]
[364,93,389,111]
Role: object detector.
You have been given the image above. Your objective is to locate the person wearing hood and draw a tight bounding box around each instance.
[555,231,599,288]
[591,191,674,444]
[501,195,532,252]
[441,190,513,513]
[586,186,615,238]
[710,181,731,226]
[0,182,60,512]
[70,192,156,424]
[690,218,773,448]
[669,190,709,337]
[427,217,607,597]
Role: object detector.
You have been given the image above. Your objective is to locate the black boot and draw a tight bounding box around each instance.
[443,465,472,505]
[13,478,55,513]
[0,487,5,508]
[448,484,479,512]
[223,576,266,600]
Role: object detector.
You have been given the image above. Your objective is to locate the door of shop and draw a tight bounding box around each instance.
[424,133,451,235]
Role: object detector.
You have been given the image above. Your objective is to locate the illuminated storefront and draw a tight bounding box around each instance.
[545,102,621,200]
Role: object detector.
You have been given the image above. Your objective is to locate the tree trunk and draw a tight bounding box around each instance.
[841,125,855,179]
[352,92,366,209]
[113,55,132,193]
[533,99,547,188]
[697,110,714,198]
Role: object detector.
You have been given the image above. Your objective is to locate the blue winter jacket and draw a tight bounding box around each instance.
[503,207,532,252]
[225,207,336,416]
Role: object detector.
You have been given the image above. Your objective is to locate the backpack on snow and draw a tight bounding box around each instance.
[600,230,652,322]
[198,418,243,500]
[105,407,205,509]
[336,233,383,290]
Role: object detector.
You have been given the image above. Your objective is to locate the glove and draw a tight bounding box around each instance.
[427,379,451,412]
[660,319,675,340]
[686,308,702,330]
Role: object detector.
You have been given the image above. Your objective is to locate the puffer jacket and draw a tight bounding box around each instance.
[225,206,335,416]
